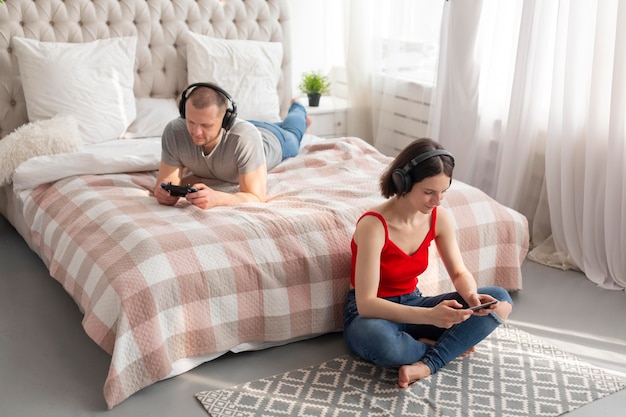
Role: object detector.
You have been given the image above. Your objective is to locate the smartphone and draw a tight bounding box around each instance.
[467,300,498,311]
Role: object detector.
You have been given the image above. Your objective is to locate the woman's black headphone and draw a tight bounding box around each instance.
[392,149,454,194]
[178,82,238,131]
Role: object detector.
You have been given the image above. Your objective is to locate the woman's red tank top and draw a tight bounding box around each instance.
[350,207,437,297]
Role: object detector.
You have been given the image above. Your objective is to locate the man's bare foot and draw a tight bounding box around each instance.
[398,361,431,388]
[290,98,313,133]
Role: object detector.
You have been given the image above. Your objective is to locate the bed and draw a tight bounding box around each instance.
[0,0,529,409]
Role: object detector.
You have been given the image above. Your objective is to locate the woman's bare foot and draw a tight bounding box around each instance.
[419,338,476,357]
[398,361,431,388]
[460,346,476,356]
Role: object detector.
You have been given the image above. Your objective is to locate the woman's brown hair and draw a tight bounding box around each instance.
[379,138,455,198]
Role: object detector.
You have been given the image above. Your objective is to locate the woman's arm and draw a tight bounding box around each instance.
[353,215,470,327]
[434,207,496,309]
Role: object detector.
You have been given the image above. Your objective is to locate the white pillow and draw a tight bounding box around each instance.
[122,98,179,139]
[13,36,137,145]
[186,32,283,122]
[0,114,83,186]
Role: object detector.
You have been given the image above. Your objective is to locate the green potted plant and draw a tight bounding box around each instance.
[298,71,330,107]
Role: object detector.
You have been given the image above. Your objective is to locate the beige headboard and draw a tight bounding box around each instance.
[0,0,292,139]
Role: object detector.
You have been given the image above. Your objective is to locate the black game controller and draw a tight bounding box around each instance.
[160,182,198,197]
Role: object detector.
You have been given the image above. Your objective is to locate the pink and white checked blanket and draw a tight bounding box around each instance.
[19,137,528,408]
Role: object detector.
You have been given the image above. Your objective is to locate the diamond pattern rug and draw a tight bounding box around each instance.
[195,325,625,417]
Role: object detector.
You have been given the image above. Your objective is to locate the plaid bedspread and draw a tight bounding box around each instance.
[19,137,528,408]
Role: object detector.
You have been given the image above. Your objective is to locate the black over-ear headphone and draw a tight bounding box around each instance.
[392,149,454,194]
[178,82,238,131]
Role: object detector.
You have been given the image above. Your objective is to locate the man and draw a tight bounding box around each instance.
[154,83,310,210]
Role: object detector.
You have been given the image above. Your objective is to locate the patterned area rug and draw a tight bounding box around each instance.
[195,326,625,417]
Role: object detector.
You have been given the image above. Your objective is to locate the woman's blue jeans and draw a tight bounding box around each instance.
[343,286,512,374]
[248,101,307,159]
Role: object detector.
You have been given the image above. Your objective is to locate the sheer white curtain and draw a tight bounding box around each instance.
[430,0,626,290]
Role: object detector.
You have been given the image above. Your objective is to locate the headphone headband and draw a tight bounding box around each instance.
[400,150,454,174]
[179,82,238,130]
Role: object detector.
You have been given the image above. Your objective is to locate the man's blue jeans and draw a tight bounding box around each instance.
[343,286,512,374]
[248,101,308,159]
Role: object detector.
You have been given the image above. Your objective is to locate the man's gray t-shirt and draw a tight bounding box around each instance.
[161,118,282,183]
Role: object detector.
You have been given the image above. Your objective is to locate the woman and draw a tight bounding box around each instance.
[343,138,513,388]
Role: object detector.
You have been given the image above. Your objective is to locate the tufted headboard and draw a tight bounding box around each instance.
[0,0,292,139]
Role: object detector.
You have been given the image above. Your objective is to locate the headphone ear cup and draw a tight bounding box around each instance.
[178,88,189,119]
[392,169,409,194]
[222,108,236,130]
[179,95,186,118]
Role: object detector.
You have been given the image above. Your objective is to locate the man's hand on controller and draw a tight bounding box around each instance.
[185,183,217,210]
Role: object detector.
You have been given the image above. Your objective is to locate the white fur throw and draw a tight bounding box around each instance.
[0,114,82,186]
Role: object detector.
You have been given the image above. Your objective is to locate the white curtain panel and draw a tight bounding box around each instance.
[430,0,626,290]
[535,0,626,290]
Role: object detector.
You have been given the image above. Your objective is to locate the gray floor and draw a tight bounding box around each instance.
[1,214,625,416]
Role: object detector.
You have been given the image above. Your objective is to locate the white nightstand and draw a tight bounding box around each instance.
[302,96,348,138]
